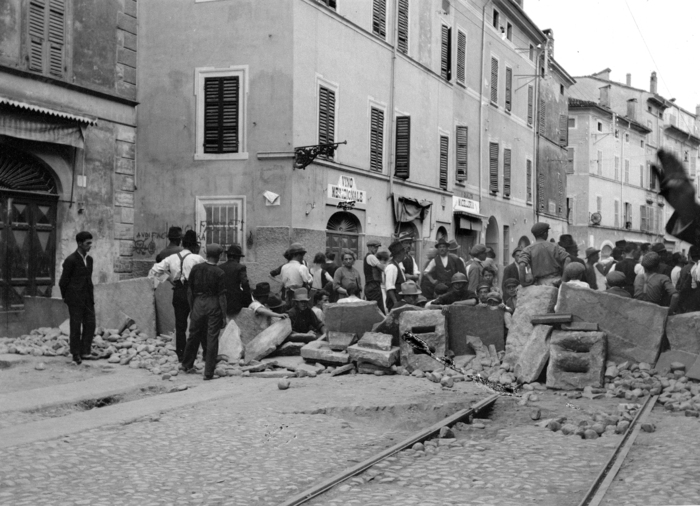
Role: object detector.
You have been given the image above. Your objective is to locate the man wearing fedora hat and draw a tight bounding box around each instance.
[156,226,183,263]
[249,282,289,320]
[385,241,407,311]
[149,230,205,362]
[398,233,420,283]
[424,237,467,289]
[584,247,601,290]
[392,281,427,308]
[363,239,386,312]
[519,223,570,286]
[219,243,252,318]
[281,243,313,306]
[286,288,325,337]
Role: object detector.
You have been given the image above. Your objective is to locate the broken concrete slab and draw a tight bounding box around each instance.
[286,333,318,344]
[446,305,505,354]
[514,325,553,384]
[347,344,400,368]
[300,340,350,366]
[399,310,446,372]
[330,363,355,377]
[556,283,666,365]
[371,305,426,346]
[94,278,157,339]
[218,320,244,362]
[154,282,176,335]
[324,301,385,340]
[504,285,558,366]
[0,354,30,368]
[357,362,392,375]
[233,308,271,346]
[654,350,698,375]
[116,312,136,335]
[59,319,70,336]
[244,319,292,364]
[665,313,700,355]
[269,342,304,357]
[356,332,393,351]
[546,331,606,390]
[465,335,490,366]
[453,355,475,370]
[328,331,358,351]
[562,322,599,332]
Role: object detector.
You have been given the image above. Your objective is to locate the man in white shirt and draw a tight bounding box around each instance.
[280,242,313,306]
[385,241,407,311]
[148,230,205,361]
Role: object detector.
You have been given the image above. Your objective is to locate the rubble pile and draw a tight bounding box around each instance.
[538,402,643,440]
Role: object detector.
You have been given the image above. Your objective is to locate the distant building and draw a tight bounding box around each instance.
[0,0,138,333]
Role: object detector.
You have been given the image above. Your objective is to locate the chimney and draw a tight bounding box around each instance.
[650,71,657,94]
[543,28,554,58]
[626,73,631,86]
[599,85,611,108]
[627,98,637,121]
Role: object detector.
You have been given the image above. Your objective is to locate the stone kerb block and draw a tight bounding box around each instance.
[371,305,425,346]
[446,305,505,355]
[546,331,606,390]
[398,311,446,372]
[154,282,175,335]
[514,325,553,384]
[233,308,271,345]
[325,301,385,340]
[347,344,400,368]
[504,285,558,365]
[556,283,667,365]
[666,312,700,355]
[300,340,350,366]
[328,331,357,351]
[244,319,292,364]
[94,277,156,338]
[357,332,393,351]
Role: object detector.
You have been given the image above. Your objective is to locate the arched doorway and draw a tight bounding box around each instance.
[0,145,58,311]
[517,235,531,250]
[436,226,448,242]
[485,216,499,265]
[326,212,361,268]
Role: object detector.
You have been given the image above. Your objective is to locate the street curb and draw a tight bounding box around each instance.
[0,354,30,369]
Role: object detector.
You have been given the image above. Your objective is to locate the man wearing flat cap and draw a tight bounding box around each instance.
[634,252,679,314]
[605,271,631,298]
[584,247,601,290]
[519,222,570,286]
[465,244,488,294]
[363,239,386,313]
[156,226,183,262]
[219,243,252,318]
[182,243,227,380]
[423,237,467,289]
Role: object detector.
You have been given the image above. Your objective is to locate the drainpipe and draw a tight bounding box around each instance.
[387,0,399,202]
[478,0,493,242]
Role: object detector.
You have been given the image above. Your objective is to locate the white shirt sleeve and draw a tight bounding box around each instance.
[423,259,436,275]
[249,300,264,313]
[148,258,170,280]
[366,254,385,270]
[385,264,398,291]
[634,263,644,275]
[299,264,313,284]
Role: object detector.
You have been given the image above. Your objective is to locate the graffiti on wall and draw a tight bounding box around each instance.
[134,219,243,257]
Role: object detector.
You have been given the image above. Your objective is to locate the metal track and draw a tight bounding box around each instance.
[577,394,659,506]
[276,393,500,506]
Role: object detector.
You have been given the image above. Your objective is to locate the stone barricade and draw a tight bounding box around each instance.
[504,285,558,365]
[514,325,553,384]
[398,311,446,372]
[371,305,425,346]
[233,308,271,346]
[546,331,606,390]
[446,305,505,354]
[94,278,157,339]
[244,319,292,364]
[665,312,700,355]
[325,301,385,340]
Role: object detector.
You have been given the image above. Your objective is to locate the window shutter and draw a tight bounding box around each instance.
[489,142,499,193]
[691,156,697,179]
[440,25,451,81]
[538,173,545,211]
[372,0,386,38]
[47,0,65,77]
[505,67,512,112]
[640,164,644,187]
[503,148,511,197]
[456,30,466,85]
[439,136,449,190]
[640,205,647,231]
[203,76,240,154]
[566,147,575,174]
[28,0,46,72]
[369,107,384,172]
[614,156,619,180]
[624,159,630,183]
[558,114,567,145]
[395,116,411,178]
[527,86,533,125]
[490,57,498,103]
[538,96,545,133]
[397,0,409,54]
[455,126,467,182]
[614,201,619,228]
[526,159,532,203]
[318,86,336,155]
[598,150,603,175]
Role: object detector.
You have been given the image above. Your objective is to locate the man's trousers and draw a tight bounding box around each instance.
[67,302,96,356]
[182,295,223,378]
[172,285,190,361]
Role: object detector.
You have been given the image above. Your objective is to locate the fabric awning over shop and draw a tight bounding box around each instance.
[457,215,483,231]
[393,195,432,223]
[0,97,96,149]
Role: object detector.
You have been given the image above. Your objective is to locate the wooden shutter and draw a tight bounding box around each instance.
[490,57,498,103]
[624,159,630,183]
[455,126,467,182]
[640,164,644,187]
[640,205,647,231]
[395,116,410,178]
[538,172,545,211]
[538,97,545,133]
[439,136,448,190]
[526,159,532,203]
[28,0,46,72]
[489,142,498,193]
[566,147,575,174]
[440,25,451,81]
[318,86,336,155]
[397,0,409,54]
[527,86,533,125]
[456,30,466,85]
[369,107,384,172]
[372,0,386,38]
[204,76,240,154]
[558,114,568,145]
[47,0,65,77]
[503,148,511,197]
[505,67,512,111]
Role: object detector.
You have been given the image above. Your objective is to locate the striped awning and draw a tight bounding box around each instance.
[0,97,97,125]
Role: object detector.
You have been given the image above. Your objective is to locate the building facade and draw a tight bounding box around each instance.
[0,0,138,334]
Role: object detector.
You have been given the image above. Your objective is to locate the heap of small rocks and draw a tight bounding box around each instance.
[540,402,645,439]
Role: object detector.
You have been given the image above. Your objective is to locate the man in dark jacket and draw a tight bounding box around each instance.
[58,231,96,365]
[501,247,522,293]
[584,247,601,290]
[613,243,638,296]
[219,243,251,318]
[558,234,585,266]
[156,226,183,262]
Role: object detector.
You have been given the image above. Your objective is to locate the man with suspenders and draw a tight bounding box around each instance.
[148,230,205,361]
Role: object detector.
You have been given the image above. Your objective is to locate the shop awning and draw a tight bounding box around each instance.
[393,195,432,223]
[454,209,486,220]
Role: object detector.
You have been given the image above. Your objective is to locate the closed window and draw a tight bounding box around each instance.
[527,86,533,126]
[490,57,498,104]
[526,159,532,204]
[372,0,386,38]
[455,126,468,182]
[559,114,568,145]
[624,159,630,183]
[318,0,336,9]
[395,116,411,178]
[597,196,602,214]
[369,107,384,172]
[489,142,499,193]
[538,97,545,133]
[196,196,245,255]
[318,86,336,154]
[456,29,466,85]
[614,156,620,180]
[441,25,452,81]
[397,0,409,54]
[439,136,449,190]
[27,0,67,78]
[566,147,575,174]
[568,117,576,128]
[640,164,645,188]
[503,148,511,197]
[505,67,512,112]
[614,200,620,228]
[640,205,647,231]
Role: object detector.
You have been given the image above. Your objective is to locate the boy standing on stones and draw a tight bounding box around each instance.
[518,223,570,286]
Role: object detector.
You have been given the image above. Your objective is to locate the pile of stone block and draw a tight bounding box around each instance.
[347,332,399,375]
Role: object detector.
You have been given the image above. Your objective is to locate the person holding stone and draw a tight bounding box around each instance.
[634,252,679,314]
[605,271,631,298]
[519,223,570,287]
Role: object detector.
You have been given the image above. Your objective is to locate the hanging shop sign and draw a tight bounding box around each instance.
[452,196,481,216]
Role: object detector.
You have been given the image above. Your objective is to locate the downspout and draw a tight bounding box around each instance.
[533,56,540,224]
[478,0,493,241]
[387,0,399,201]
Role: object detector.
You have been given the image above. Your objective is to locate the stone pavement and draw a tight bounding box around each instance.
[601,409,700,506]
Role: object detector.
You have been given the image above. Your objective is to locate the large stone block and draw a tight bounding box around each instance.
[218,320,244,362]
[155,282,175,335]
[357,332,393,351]
[556,283,667,365]
[398,311,446,372]
[371,305,425,346]
[347,344,400,368]
[514,325,553,384]
[22,297,69,333]
[504,285,558,365]
[244,319,292,364]
[94,278,156,338]
[328,331,357,351]
[233,308,271,345]
[446,305,505,354]
[324,301,385,339]
[687,357,700,381]
[546,331,606,390]
[300,340,350,366]
[666,312,700,355]
[654,350,698,374]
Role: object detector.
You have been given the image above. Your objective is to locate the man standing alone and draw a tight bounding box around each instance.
[59,231,96,365]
